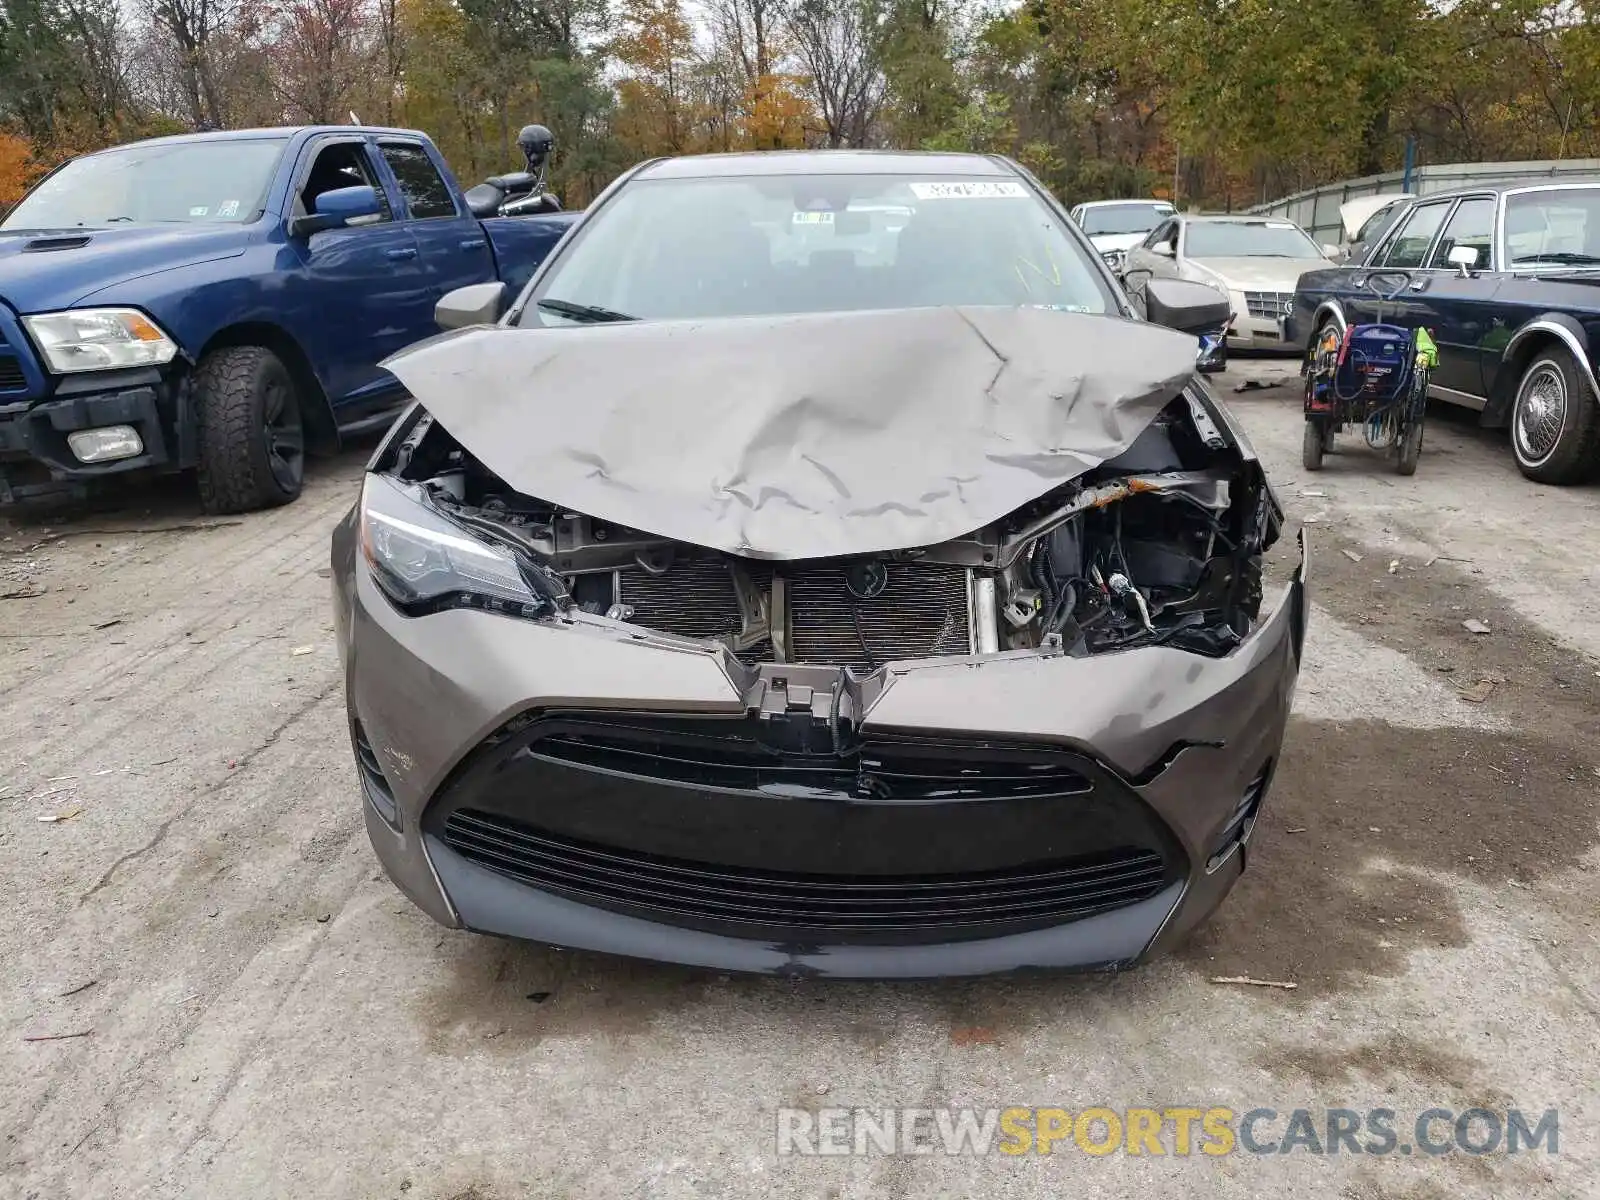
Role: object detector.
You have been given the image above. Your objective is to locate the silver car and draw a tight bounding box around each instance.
[332,151,1308,979]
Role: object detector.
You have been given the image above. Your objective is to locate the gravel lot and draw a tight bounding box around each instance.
[3,359,1598,1199]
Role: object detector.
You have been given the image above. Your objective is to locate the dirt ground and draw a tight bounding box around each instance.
[2,359,1598,1199]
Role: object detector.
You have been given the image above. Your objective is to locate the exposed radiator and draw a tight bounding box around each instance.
[614,554,974,669]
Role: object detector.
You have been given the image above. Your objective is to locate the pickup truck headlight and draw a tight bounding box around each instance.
[23,308,179,373]
[358,474,556,617]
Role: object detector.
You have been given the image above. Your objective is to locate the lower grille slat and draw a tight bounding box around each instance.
[443,808,1171,932]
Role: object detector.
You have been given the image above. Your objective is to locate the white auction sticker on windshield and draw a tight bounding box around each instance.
[793,210,835,225]
[909,181,1028,200]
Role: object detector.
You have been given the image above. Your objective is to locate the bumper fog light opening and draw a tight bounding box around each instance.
[67,425,144,464]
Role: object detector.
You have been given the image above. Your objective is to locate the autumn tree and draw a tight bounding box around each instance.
[266,0,378,124]
[784,0,886,148]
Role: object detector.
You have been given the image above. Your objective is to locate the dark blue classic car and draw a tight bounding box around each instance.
[1287,182,1600,483]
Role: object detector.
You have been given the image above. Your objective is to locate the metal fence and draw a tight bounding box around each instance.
[1247,159,1600,243]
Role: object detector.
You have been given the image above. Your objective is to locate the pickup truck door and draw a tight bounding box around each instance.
[375,138,498,301]
[283,135,432,411]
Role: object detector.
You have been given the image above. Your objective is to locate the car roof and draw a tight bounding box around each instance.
[634,151,1018,180]
[1077,198,1171,208]
[1397,179,1600,203]
[1182,213,1302,224]
[78,126,430,156]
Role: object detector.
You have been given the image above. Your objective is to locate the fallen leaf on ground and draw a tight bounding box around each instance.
[950,1026,999,1046]
[291,645,315,656]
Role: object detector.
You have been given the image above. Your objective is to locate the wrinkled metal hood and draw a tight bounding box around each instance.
[384,306,1199,560]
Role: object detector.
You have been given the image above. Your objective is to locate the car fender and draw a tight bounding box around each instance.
[1307,298,1347,345]
[79,245,342,453]
[1485,312,1600,428]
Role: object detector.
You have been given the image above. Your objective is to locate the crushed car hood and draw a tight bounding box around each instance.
[384,306,1200,560]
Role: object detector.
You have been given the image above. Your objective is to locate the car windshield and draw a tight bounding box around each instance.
[1,138,288,230]
[1078,202,1174,236]
[1506,188,1600,265]
[522,173,1114,325]
[1185,220,1321,259]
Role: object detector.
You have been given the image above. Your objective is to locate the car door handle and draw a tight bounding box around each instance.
[459,238,486,251]
[386,247,418,261]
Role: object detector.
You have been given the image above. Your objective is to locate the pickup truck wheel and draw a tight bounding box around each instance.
[1511,351,1600,484]
[194,346,305,513]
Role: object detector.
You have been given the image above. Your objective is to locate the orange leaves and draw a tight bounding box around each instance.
[0,134,42,211]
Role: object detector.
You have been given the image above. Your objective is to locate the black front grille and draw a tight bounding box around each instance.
[426,712,1187,942]
[0,354,24,393]
[442,807,1170,934]
[527,713,1093,801]
[614,554,972,669]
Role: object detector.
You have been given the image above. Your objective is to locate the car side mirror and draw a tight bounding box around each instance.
[436,281,508,331]
[1321,243,1341,258]
[1447,245,1479,277]
[1138,277,1232,335]
[290,185,383,238]
[1152,240,1176,258]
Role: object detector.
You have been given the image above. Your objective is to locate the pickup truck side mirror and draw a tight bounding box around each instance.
[1447,244,1480,276]
[290,185,383,238]
[1136,277,1232,335]
[436,281,508,331]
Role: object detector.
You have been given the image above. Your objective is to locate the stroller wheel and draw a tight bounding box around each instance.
[1303,420,1326,471]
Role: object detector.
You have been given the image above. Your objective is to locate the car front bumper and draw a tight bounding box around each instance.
[0,370,188,502]
[333,506,1309,979]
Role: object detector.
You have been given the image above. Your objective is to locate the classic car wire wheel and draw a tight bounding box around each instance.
[1514,362,1567,465]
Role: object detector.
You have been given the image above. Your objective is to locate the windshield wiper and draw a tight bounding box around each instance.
[1512,252,1600,265]
[536,298,636,323]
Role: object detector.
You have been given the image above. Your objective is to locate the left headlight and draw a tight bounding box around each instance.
[358,473,557,618]
[23,308,179,373]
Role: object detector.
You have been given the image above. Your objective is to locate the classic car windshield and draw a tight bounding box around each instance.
[1078,202,1174,236]
[1506,189,1600,265]
[523,173,1115,325]
[1,138,288,230]
[1185,220,1321,259]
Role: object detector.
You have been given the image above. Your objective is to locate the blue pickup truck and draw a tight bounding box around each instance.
[0,125,578,511]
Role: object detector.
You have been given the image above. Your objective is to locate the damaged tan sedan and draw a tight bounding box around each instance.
[331,151,1308,978]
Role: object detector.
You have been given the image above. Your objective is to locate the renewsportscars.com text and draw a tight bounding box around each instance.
[775,1106,1559,1157]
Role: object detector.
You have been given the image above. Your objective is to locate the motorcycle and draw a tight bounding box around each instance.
[463,124,563,218]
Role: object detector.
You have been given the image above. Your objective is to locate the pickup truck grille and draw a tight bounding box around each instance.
[1243,291,1294,319]
[0,310,35,396]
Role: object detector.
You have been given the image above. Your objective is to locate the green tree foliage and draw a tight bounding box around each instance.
[6,0,1600,215]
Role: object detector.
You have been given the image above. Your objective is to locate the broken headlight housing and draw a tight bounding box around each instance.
[358,474,557,617]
